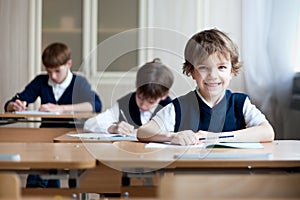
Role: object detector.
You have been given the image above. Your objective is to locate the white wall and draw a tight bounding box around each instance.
[0,0,246,112]
[0,0,30,112]
[201,0,245,93]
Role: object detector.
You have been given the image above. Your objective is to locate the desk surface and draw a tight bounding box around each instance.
[0,128,76,143]
[85,140,300,170]
[0,112,97,119]
[0,143,96,169]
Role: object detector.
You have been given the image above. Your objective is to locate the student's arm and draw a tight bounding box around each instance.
[137,120,199,145]
[73,75,102,112]
[84,102,120,133]
[210,121,274,143]
[4,75,44,112]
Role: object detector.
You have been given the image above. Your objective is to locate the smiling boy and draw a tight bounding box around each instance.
[137,29,274,145]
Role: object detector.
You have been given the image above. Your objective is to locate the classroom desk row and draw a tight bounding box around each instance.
[1,139,300,199]
[1,112,300,199]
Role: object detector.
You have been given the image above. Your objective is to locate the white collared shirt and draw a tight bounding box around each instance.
[83,102,158,133]
[48,69,73,101]
[152,88,267,132]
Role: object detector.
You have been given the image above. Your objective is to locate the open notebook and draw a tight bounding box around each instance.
[67,133,137,141]
[145,142,270,159]
[145,142,264,149]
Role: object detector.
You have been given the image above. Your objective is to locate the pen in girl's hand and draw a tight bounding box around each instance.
[120,109,128,123]
[199,135,234,140]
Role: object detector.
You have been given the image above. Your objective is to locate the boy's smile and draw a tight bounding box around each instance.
[192,52,233,105]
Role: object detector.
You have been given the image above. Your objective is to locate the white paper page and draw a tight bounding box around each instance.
[14,110,60,115]
[67,133,137,141]
[174,153,272,159]
[145,142,263,149]
[206,142,264,149]
[145,142,205,149]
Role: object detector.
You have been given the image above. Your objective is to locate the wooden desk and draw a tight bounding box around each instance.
[85,140,300,170]
[0,142,96,188]
[0,128,76,143]
[84,140,300,197]
[159,174,300,199]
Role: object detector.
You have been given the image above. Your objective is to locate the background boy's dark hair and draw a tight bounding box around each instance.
[136,58,174,100]
[42,42,71,68]
[183,28,242,76]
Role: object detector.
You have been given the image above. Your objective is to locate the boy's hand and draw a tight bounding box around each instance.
[108,121,134,135]
[197,130,209,140]
[170,130,200,146]
[8,100,27,112]
[39,103,63,112]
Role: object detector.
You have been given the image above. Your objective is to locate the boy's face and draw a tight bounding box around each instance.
[135,94,163,112]
[192,53,233,104]
[46,60,71,84]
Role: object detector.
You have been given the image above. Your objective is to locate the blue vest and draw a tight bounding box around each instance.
[172,90,247,132]
[118,92,172,128]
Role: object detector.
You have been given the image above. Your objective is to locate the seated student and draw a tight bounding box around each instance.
[84,58,174,135]
[4,42,102,188]
[137,29,274,145]
[4,42,102,128]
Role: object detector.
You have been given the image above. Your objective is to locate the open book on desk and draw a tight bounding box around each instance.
[145,142,264,149]
[145,142,270,159]
[67,133,138,141]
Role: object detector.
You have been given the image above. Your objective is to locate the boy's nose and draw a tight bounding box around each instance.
[209,68,218,77]
[139,103,149,111]
[49,73,58,81]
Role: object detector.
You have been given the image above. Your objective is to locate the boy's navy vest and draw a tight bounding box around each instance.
[172,90,247,132]
[118,92,171,128]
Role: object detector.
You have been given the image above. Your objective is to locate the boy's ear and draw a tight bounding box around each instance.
[66,59,72,69]
[161,93,169,100]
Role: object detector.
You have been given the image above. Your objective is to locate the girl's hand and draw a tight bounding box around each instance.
[108,121,134,135]
[171,130,199,146]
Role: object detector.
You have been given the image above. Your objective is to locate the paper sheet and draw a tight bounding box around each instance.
[67,133,137,141]
[174,153,272,159]
[205,142,264,149]
[145,142,264,149]
[145,142,205,149]
[14,110,60,115]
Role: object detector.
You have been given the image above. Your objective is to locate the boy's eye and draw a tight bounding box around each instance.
[197,66,208,71]
[219,65,227,70]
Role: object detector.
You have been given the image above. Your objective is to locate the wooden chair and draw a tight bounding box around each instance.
[159,174,300,199]
[0,172,21,199]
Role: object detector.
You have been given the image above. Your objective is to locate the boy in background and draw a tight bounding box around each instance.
[5,42,102,128]
[84,58,174,135]
[4,42,102,188]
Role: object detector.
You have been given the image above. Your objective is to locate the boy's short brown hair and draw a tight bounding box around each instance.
[183,29,241,76]
[136,58,174,100]
[42,42,71,68]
